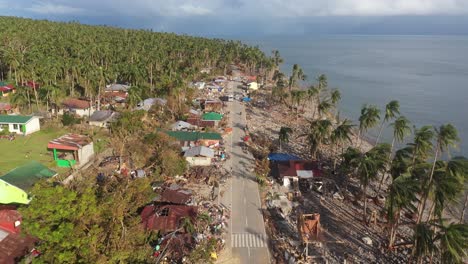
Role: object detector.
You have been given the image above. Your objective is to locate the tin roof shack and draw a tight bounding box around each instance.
[61,98,94,117]
[165,131,222,149]
[184,146,215,166]
[202,112,223,126]
[0,207,21,234]
[276,160,322,188]
[88,110,119,128]
[0,228,36,264]
[48,134,94,168]
[141,204,198,234]
[186,117,215,129]
[202,100,223,112]
[171,121,194,131]
[105,84,130,93]
[154,184,193,205]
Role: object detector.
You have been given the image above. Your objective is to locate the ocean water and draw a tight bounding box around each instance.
[242,35,468,155]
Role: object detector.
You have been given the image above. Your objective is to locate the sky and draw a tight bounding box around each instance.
[1,0,468,36]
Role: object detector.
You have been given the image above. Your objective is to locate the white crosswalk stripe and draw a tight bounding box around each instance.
[231,233,267,248]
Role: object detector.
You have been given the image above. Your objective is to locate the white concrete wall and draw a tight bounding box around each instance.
[25,117,40,135]
[59,108,95,117]
[186,157,212,166]
[78,142,94,166]
[89,120,107,128]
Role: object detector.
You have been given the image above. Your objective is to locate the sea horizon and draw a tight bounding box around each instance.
[241,34,468,155]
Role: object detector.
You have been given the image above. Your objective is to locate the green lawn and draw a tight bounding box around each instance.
[0,128,68,175]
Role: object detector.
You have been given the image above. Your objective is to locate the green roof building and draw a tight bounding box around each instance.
[0,161,57,192]
[202,112,223,121]
[165,131,222,141]
[0,115,41,135]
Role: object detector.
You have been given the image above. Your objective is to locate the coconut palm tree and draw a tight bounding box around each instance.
[317,98,333,119]
[330,89,341,105]
[409,126,435,166]
[435,222,468,264]
[412,223,435,264]
[345,144,391,223]
[279,126,293,152]
[301,119,333,159]
[288,64,306,92]
[375,100,400,144]
[386,173,419,248]
[330,118,354,170]
[377,116,411,191]
[358,104,381,147]
[426,157,467,222]
[417,124,459,224]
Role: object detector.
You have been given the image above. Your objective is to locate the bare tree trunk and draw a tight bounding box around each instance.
[460,192,468,223]
[417,145,439,224]
[375,120,385,145]
[378,137,395,192]
[363,184,368,224]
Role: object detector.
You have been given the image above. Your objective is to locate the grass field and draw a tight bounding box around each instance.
[0,127,68,175]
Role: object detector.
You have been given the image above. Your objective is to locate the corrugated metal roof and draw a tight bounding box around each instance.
[267,153,302,162]
[141,205,197,233]
[165,131,222,141]
[202,112,223,121]
[62,98,90,109]
[184,146,214,158]
[47,134,92,151]
[89,110,116,122]
[0,115,34,124]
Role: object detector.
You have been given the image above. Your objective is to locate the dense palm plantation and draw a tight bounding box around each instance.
[0,16,271,112]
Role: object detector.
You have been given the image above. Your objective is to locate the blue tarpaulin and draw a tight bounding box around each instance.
[267,153,301,162]
[243,97,252,102]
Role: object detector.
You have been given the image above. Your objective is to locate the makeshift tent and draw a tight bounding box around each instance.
[0,161,57,191]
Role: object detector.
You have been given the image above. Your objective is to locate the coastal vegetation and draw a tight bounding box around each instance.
[0,16,465,263]
[267,54,468,263]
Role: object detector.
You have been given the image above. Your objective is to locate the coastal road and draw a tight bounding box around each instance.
[222,79,270,263]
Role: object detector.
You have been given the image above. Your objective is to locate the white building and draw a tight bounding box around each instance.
[184,146,214,166]
[0,115,40,135]
[60,98,94,117]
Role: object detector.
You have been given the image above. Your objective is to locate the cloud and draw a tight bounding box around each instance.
[26,2,85,15]
[3,0,468,35]
[180,4,212,15]
[9,0,468,18]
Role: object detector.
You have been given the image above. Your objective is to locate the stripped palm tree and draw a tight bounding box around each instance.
[301,119,333,159]
[386,172,419,248]
[317,98,333,119]
[330,118,354,170]
[417,124,459,224]
[377,116,411,191]
[358,104,381,147]
[375,100,400,144]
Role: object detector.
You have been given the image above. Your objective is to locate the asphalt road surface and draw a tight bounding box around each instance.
[222,78,270,264]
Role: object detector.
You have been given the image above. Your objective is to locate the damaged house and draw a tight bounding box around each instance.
[141,204,198,234]
[275,160,323,188]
